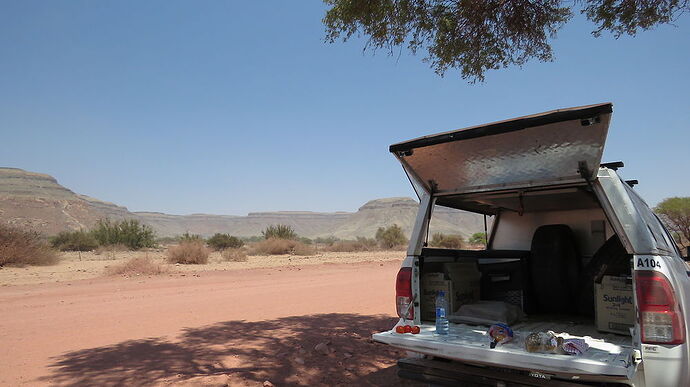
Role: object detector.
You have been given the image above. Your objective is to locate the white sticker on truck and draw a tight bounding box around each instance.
[634,254,674,279]
[636,256,662,270]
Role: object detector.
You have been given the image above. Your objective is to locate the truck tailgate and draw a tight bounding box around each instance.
[373,323,636,379]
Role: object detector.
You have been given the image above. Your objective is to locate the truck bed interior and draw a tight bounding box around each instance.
[402,225,636,378]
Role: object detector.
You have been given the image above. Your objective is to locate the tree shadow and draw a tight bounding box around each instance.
[41,313,421,386]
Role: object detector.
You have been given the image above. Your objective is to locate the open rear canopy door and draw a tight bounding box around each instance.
[391,103,612,197]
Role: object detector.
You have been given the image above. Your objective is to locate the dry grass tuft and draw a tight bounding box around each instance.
[249,238,316,256]
[323,239,376,252]
[105,256,167,276]
[221,248,248,262]
[291,241,316,256]
[94,243,129,258]
[0,224,59,267]
[166,241,210,264]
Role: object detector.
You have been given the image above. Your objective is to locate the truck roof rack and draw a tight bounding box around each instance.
[601,161,624,170]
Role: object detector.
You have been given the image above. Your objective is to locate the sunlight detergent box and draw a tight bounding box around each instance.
[595,275,634,335]
[421,262,481,321]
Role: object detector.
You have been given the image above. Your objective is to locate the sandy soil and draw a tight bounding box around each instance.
[0,257,424,386]
[0,249,407,286]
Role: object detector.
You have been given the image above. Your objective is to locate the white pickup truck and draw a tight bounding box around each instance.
[373,103,690,386]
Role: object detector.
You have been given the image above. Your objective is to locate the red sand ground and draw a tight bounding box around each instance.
[0,260,422,386]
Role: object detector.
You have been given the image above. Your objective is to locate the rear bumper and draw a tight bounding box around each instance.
[397,357,630,387]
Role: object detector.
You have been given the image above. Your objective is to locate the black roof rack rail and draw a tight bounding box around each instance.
[626,180,639,187]
[601,161,624,170]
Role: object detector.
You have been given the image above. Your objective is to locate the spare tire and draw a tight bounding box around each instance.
[529,225,581,314]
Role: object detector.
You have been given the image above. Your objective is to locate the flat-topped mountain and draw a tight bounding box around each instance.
[0,168,483,239]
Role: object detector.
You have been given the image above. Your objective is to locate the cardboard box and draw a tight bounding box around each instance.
[421,272,452,321]
[421,262,481,321]
[444,262,481,308]
[595,275,634,335]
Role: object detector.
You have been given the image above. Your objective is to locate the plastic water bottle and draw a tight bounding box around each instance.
[435,290,449,335]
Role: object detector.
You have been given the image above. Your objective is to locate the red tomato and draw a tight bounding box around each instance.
[395,325,405,334]
[411,326,421,334]
[403,325,412,333]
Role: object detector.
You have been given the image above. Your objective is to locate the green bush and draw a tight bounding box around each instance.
[430,233,464,249]
[179,232,203,243]
[375,224,407,249]
[207,233,244,250]
[468,232,487,245]
[262,224,297,240]
[50,230,99,251]
[91,219,156,250]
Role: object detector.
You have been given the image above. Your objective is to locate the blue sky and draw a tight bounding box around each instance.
[1,1,688,215]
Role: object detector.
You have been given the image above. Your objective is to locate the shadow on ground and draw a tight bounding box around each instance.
[42,313,421,386]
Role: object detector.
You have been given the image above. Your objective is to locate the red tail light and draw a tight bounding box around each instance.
[635,270,686,345]
[396,267,413,320]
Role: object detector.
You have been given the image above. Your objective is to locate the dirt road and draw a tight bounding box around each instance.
[0,260,417,386]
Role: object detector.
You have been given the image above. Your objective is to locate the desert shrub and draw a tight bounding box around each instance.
[314,236,339,246]
[166,241,210,264]
[375,224,407,249]
[50,230,99,251]
[156,236,178,245]
[249,238,315,256]
[430,233,464,249]
[298,237,313,245]
[179,232,203,243]
[94,243,129,256]
[468,232,487,245]
[92,219,156,250]
[105,256,166,276]
[207,233,243,250]
[0,224,59,266]
[325,237,377,252]
[242,235,264,243]
[250,238,294,255]
[221,248,248,262]
[262,224,297,240]
[292,241,317,256]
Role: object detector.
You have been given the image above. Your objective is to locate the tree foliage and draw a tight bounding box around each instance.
[375,224,408,248]
[655,197,690,245]
[50,230,99,251]
[323,0,688,82]
[91,219,156,250]
[262,224,298,240]
[468,232,487,245]
[207,233,244,250]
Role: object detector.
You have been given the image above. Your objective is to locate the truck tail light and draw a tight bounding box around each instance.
[396,267,414,320]
[635,270,685,345]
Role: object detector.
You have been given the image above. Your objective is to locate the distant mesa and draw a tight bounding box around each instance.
[0,167,483,239]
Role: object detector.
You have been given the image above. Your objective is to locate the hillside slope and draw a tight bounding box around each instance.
[0,168,483,239]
